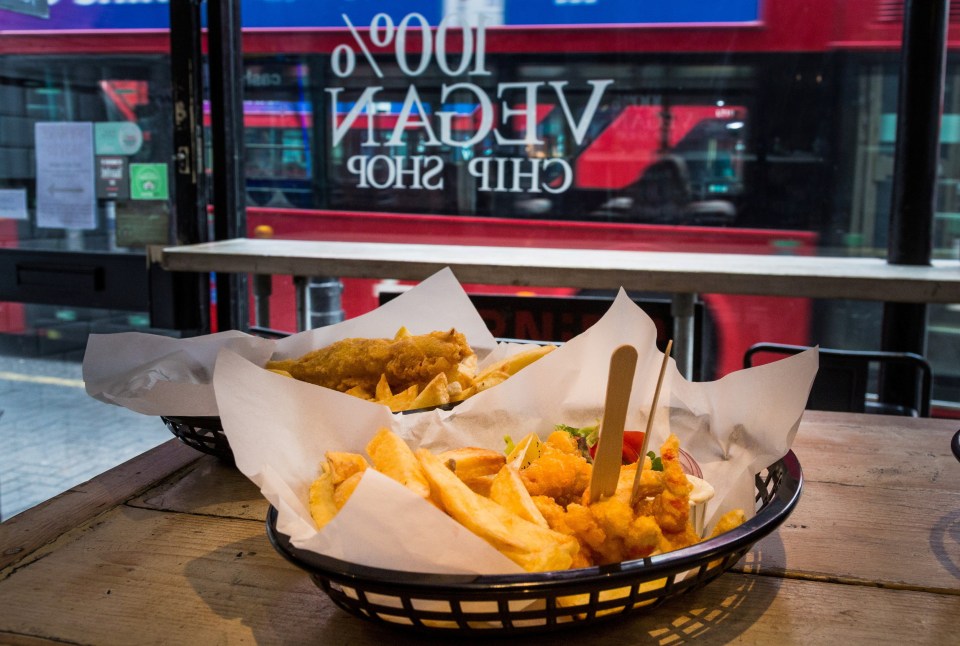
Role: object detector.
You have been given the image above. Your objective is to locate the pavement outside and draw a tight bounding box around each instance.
[0,354,170,521]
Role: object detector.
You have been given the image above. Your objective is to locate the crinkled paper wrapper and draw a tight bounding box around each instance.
[83,330,276,417]
[210,268,818,576]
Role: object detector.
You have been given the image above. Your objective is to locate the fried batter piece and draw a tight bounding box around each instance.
[519,430,592,507]
[525,433,732,567]
[534,464,664,566]
[653,434,693,534]
[266,328,475,395]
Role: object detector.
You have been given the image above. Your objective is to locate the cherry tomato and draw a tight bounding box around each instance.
[587,430,646,464]
[622,431,646,464]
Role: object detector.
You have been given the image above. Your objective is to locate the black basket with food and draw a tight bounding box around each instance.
[159,335,553,464]
[265,450,802,635]
[159,402,465,464]
[161,415,234,463]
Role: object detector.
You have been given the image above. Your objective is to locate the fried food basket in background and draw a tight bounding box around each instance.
[161,415,234,463]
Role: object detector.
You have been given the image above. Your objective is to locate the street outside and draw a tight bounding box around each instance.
[0,355,169,521]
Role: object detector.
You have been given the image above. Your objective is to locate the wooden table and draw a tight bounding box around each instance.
[159,238,960,377]
[1,411,957,644]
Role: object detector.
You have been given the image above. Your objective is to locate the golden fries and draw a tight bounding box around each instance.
[308,464,339,531]
[265,329,555,411]
[417,449,579,573]
[410,372,450,410]
[308,451,371,528]
[306,428,577,572]
[366,428,432,500]
[333,471,364,510]
[474,345,556,385]
[324,451,368,485]
[375,374,392,401]
[437,446,506,496]
[489,465,549,528]
[378,384,419,412]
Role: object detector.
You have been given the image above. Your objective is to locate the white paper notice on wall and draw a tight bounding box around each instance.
[0,189,28,220]
[35,122,97,230]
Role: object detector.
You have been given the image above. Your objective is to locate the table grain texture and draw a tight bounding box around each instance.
[1,411,958,645]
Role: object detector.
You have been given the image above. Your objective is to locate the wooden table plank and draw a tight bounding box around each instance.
[794,411,960,491]
[160,238,960,303]
[3,412,957,643]
[744,480,960,593]
[0,439,200,572]
[0,505,956,646]
[130,456,268,522]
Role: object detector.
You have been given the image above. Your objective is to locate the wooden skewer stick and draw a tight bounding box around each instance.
[630,339,673,505]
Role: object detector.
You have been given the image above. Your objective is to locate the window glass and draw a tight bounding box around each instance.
[233,1,960,406]
[230,1,960,410]
[1,0,958,478]
[0,16,174,518]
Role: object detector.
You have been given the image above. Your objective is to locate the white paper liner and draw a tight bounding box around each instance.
[212,274,818,576]
[82,330,277,416]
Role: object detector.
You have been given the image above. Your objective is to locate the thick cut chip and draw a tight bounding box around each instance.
[344,385,372,400]
[410,372,450,410]
[450,384,477,403]
[456,353,478,384]
[375,374,393,401]
[489,465,549,527]
[333,471,364,510]
[378,384,419,412]
[473,369,510,393]
[438,446,506,496]
[308,465,338,530]
[366,428,432,500]
[475,345,555,382]
[417,449,579,572]
[324,451,368,486]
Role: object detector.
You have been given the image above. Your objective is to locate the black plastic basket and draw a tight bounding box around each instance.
[159,402,460,465]
[266,450,802,635]
[161,415,234,463]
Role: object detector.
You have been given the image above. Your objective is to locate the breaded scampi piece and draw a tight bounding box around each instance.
[709,509,748,539]
[536,462,666,566]
[266,328,475,395]
[519,430,592,507]
[653,434,693,534]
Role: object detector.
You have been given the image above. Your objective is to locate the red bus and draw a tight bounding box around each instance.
[2,1,959,394]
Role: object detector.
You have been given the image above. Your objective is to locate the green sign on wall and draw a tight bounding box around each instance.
[95,121,143,156]
[130,163,169,200]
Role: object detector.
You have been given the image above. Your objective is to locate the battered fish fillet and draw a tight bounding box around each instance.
[266,328,474,395]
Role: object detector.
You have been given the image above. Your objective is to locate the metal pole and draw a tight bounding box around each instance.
[887,0,947,266]
[671,292,696,380]
[207,0,248,332]
[165,0,209,334]
[880,0,948,410]
[294,276,311,332]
